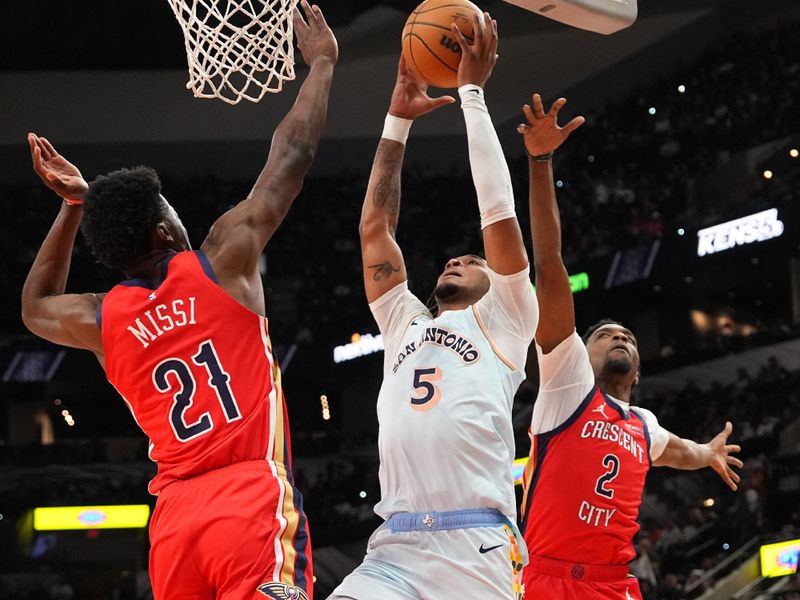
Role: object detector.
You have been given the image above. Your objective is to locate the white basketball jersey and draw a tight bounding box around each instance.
[369,269,538,521]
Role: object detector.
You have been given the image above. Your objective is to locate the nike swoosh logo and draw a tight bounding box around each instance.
[479,543,503,554]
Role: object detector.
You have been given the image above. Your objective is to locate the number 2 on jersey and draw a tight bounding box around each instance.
[410,367,443,411]
[594,454,620,499]
[152,339,241,442]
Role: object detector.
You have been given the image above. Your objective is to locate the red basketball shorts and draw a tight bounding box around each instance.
[149,461,313,600]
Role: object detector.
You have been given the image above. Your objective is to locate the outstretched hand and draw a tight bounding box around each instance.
[28,133,89,200]
[294,0,338,67]
[518,93,585,157]
[451,11,497,89]
[388,56,455,120]
[706,421,743,491]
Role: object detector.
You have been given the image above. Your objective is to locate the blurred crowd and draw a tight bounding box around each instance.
[1,21,798,349]
[630,354,800,598]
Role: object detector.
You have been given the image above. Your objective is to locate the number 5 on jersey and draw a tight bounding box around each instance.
[410,367,442,411]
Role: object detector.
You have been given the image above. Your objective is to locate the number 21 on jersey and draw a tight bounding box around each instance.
[152,339,242,442]
[410,367,442,411]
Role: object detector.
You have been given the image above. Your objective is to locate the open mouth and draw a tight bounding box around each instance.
[610,345,629,355]
[442,270,462,279]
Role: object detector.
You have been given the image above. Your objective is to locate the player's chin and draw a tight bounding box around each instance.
[603,356,633,375]
[433,280,462,300]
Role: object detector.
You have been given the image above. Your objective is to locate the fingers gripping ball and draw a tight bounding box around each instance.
[402,0,481,89]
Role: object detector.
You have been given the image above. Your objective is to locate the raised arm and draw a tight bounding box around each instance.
[518,94,584,352]
[452,12,528,276]
[201,1,337,287]
[360,57,454,302]
[654,422,743,491]
[21,133,103,355]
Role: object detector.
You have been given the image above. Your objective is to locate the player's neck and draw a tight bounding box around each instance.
[596,375,633,403]
[124,250,177,282]
[436,300,470,314]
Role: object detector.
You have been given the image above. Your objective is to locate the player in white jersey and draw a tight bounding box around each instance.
[330,13,535,600]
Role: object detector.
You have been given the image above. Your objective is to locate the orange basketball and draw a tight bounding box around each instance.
[402,0,481,89]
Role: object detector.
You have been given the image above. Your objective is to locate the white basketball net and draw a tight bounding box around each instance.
[167,0,298,105]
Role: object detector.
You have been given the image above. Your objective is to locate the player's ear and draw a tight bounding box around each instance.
[155,222,174,243]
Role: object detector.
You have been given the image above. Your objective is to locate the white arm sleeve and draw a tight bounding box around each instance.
[531,332,596,434]
[632,406,670,461]
[459,84,516,229]
[472,267,538,372]
[369,282,432,360]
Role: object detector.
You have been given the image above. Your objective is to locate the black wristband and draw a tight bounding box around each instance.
[525,150,553,163]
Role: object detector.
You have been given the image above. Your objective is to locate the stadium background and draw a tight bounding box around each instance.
[0,0,798,597]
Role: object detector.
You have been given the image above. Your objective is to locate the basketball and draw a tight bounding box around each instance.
[402,0,481,89]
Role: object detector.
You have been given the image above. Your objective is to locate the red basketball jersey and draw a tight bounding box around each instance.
[520,387,651,566]
[101,251,295,495]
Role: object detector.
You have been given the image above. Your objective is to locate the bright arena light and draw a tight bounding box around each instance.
[677,228,685,236]
[648,107,656,115]
[320,395,331,421]
[790,148,799,158]
[677,84,686,93]
[763,170,773,179]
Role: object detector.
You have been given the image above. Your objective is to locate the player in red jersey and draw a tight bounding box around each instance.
[516,94,744,600]
[20,4,336,599]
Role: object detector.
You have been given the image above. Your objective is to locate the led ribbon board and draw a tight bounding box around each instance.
[569,272,589,293]
[333,333,384,364]
[759,538,799,577]
[697,208,784,257]
[33,505,150,531]
[532,272,589,294]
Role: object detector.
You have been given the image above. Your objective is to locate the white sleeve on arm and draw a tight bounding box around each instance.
[531,332,596,434]
[632,406,670,461]
[369,282,431,359]
[472,267,538,372]
[459,84,517,229]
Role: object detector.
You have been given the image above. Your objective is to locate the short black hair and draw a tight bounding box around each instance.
[81,166,165,270]
[582,318,626,342]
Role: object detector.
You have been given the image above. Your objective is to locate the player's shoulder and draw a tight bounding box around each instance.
[537,330,588,364]
[630,405,662,430]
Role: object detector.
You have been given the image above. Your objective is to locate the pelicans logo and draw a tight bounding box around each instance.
[256,583,308,600]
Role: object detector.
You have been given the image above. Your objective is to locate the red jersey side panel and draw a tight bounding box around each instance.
[521,387,651,567]
[101,251,280,494]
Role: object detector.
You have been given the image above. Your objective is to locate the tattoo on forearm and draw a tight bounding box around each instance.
[371,141,403,231]
[368,261,400,281]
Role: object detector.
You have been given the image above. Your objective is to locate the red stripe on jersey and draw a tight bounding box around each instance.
[522,387,651,567]
[101,251,287,494]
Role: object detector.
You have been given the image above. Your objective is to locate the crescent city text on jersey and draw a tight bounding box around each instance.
[126,297,197,349]
[580,419,646,463]
[392,324,480,373]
